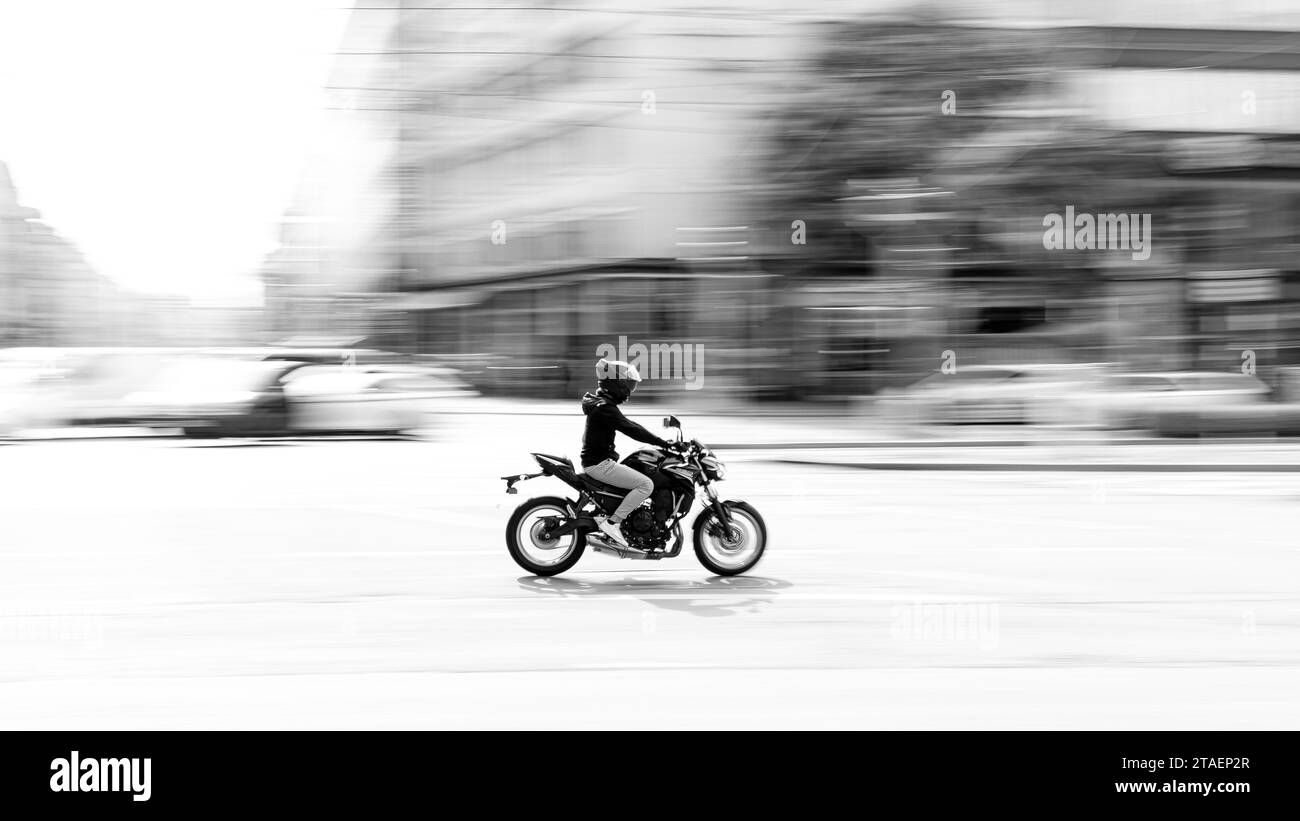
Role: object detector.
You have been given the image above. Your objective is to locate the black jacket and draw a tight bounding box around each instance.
[580,390,669,467]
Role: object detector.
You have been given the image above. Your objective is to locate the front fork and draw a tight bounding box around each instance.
[701,481,735,534]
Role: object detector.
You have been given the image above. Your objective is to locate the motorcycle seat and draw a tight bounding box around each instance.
[533,453,572,468]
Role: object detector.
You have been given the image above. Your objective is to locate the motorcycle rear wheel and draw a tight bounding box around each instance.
[506,496,586,576]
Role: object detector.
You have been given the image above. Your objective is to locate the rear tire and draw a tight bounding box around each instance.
[506,496,586,576]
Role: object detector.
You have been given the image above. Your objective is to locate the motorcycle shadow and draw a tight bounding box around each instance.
[516,574,792,618]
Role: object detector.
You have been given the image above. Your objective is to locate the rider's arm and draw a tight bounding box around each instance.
[607,405,670,449]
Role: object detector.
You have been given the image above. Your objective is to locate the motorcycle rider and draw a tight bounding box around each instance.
[581,358,674,547]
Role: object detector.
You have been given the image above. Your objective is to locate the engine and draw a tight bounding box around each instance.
[620,507,667,550]
[614,448,696,550]
[618,487,695,550]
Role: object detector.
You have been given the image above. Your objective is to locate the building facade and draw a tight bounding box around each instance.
[0,161,139,347]
[268,0,1300,398]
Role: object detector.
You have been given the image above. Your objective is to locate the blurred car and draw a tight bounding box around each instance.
[0,361,43,436]
[0,347,183,431]
[124,358,307,437]
[473,353,571,399]
[1079,371,1271,431]
[354,363,476,392]
[1275,366,1300,403]
[231,346,397,367]
[45,350,179,426]
[1152,402,1300,437]
[876,364,1101,425]
[283,366,466,434]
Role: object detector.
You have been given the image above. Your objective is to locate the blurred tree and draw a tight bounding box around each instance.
[758,11,1175,392]
[761,11,1165,274]
[765,13,1051,237]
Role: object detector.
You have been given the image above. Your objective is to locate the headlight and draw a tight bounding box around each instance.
[702,455,726,480]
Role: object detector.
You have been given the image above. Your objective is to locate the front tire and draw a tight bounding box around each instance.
[693,501,767,576]
[506,496,586,576]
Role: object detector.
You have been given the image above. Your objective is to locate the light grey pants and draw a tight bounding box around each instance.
[584,459,654,521]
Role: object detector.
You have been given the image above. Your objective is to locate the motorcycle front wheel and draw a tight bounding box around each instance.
[693,501,767,576]
[506,496,586,576]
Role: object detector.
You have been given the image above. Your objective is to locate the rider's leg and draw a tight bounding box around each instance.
[585,460,654,521]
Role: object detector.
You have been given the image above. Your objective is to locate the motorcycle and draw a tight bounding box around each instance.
[501,415,767,577]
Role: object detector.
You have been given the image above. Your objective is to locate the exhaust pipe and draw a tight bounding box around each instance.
[588,539,661,560]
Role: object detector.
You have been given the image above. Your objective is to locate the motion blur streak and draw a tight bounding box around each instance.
[1,0,1299,729]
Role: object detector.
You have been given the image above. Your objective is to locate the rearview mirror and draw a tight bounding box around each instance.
[662,415,680,429]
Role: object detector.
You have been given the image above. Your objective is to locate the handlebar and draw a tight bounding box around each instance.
[660,416,707,455]
[664,438,705,455]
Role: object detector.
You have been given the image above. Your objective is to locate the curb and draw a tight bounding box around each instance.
[770,458,1300,472]
[713,437,1300,449]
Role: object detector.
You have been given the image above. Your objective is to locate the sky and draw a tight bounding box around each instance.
[0,0,352,306]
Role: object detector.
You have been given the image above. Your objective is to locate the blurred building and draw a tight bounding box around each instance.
[785,0,1300,392]
[260,2,404,347]
[267,0,1300,399]
[1064,9,1300,376]
[0,161,252,349]
[0,161,136,347]
[266,0,887,400]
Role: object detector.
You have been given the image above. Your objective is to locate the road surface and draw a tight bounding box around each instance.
[1,429,1297,729]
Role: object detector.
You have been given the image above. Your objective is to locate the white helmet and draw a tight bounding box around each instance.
[596,358,642,401]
